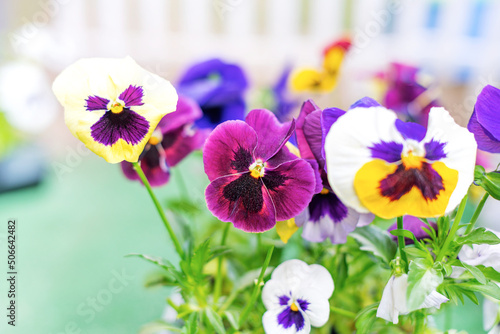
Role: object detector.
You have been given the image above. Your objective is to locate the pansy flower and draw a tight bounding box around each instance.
[291,37,351,93]
[458,229,500,272]
[203,109,316,232]
[383,63,440,125]
[52,57,178,163]
[294,99,363,244]
[377,273,448,324]
[262,259,334,334]
[468,85,500,153]
[177,58,248,129]
[121,96,210,186]
[325,104,477,219]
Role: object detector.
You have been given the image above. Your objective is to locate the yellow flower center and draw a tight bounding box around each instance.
[290,302,299,312]
[320,188,330,195]
[108,99,125,114]
[401,152,424,169]
[148,130,163,146]
[249,160,265,179]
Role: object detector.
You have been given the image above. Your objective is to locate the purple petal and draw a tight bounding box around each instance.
[158,96,203,134]
[164,127,210,167]
[277,307,306,331]
[424,140,447,160]
[205,173,277,232]
[203,120,257,181]
[195,99,246,129]
[349,97,382,109]
[321,107,346,168]
[120,159,171,187]
[119,85,144,107]
[304,159,323,194]
[389,216,436,244]
[369,141,403,163]
[468,109,500,153]
[245,109,295,162]
[395,119,426,142]
[303,110,325,169]
[309,191,348,222]
[262,159,316,221]
[86,95,109,111]
[296,100,321,161]
[91,109,150,146]
[474,85,500,141]
[279,295,290,306]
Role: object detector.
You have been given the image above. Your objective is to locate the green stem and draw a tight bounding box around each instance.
[435,195,468,262]
[213,223,231,305]
[132,162,184,258]
[465,192,489,234]
[238,245,275,327]
[396,216,408,271]
[330,306,356,319]
[414,310,426,333]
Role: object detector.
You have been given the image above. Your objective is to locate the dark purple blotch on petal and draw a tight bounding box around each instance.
[91,109,150,146]
[230,146,254,173]
[297,299,309,311]
[262,170,289,192]
[86,95,109,111]
[395,119,426,142]
[279,295,290,306]
[223,173,264,214]
[309,191,349,223]
[425,140,447,160]
[119,85,145,107]
[369,141,403,163]
[277,306,306,330]
[379,163,444,201]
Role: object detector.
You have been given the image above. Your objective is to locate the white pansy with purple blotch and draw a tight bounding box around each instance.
[262,259,334,334]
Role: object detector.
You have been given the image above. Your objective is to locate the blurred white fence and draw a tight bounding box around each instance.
[8,0,500,84]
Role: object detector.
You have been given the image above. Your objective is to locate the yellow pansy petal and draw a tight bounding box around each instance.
[290,68,324,92]
[353,159,458,218]
[322,48,345,75]
[276,219,299,244]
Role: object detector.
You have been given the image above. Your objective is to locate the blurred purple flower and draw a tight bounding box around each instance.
[384,63,440,126]
[467,85,500,153]
[272,66,298,122]
[294,99,377,244]
[388,216,437,245]
[121,96,210,186]
[203,109,317,233]
[177,58,248,129]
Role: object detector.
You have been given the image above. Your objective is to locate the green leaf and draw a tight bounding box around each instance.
[350,225,397,265]
[223,311,240,330]
[474,165,500,200]
[403,247,432,262]
[455,227,500,246]
[182,312,199,334]
[205,307,226,334]
[140,320,182,334]
[459,281,500,300]
[355,303,379,334]
[127,254,184,283]
[407,258,444,311]
[390,229,417,242]
[479,266,500,282]
[460,261,487,284]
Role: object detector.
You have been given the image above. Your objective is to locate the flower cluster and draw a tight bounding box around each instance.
[52,55,500,334]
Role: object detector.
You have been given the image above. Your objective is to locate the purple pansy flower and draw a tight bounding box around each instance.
[203,109,316,232]
[388,216,437,245]
[294,99,375,244]
[384,63,440,126]
[467,85,500,153]
[262,259,334,334]
[121,96,210,186]
[177,58,248,129]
